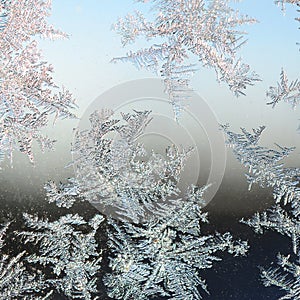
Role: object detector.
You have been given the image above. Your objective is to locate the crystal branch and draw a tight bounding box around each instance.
[112,0,259,119]
[0,0,77,165]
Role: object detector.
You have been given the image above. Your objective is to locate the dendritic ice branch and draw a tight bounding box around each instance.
[0,0,77,166]
[266,69,300,109]
[44,178,81,209]
[260,253,300,300]
[18,213,104,300]
[223,124,300,299]
[104,186,248,300]
[53,109,192,223]
[0,222,52,299]
[243,206,300,299]
[112,0,259,120]
[242,205,300,255]
[221,124,300,215]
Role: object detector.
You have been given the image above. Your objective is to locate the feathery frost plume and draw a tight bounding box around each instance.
[18,213,104,299]
[0,0,77,166]
[0,222,52,299]
[47,109,193,223]
[104,185,248,299]
[223,124,300,299]
[42,109,249,299]
[112,0,259,119]
[267,69,300,109]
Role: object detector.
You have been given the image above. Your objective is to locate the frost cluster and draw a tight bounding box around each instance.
[112,0,259,119]
[0,0,77,165]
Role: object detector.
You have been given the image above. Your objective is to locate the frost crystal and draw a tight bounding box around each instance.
[112,0,259,119]
[0,222,52,299]
[44,178,81,209]
[223,124,300,299]
[64,109,192,223]
[221,124,300,214]
[41,109,249,298]
[0,0,77,165]
[260,253,300,300]
[104,185,248,300]
[242,205,300,254]
[18,213,104,299]
[267,69,300,109]
[243,206,300,299]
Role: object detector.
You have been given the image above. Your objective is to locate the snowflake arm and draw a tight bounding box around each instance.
[260,253,300,300]
[242,205,300,254]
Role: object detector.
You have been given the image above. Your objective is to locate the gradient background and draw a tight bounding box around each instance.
[1,1,300,299]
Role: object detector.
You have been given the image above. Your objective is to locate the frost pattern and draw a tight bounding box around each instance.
[18,213,104,299]
[104,186,248,300]
[0,0,77,165]
[260,253,300,300]
[267,69,300,109]
[223,124,300,299]
[58,109,192,223]
[112,0,259,119]
[40,108,250,299]
[44,178,81,209]
[242,205,300,299]
[221,124,300,214]
[0,222,52,299]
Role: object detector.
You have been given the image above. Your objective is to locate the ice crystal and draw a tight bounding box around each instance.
[41,109,249,298]
[243,206,300,299]
[112,0,259,119]
[104,185,248,300]
[267,69,300,109]
[0,222,52,299]
[260,253,300,300]
[221,124,300,214]
[44,178,81,209]
[223,124,300,299]
[62,109,192,223]
[18,213,104,299]
[242,205,300,254]
[0,0,77,165]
